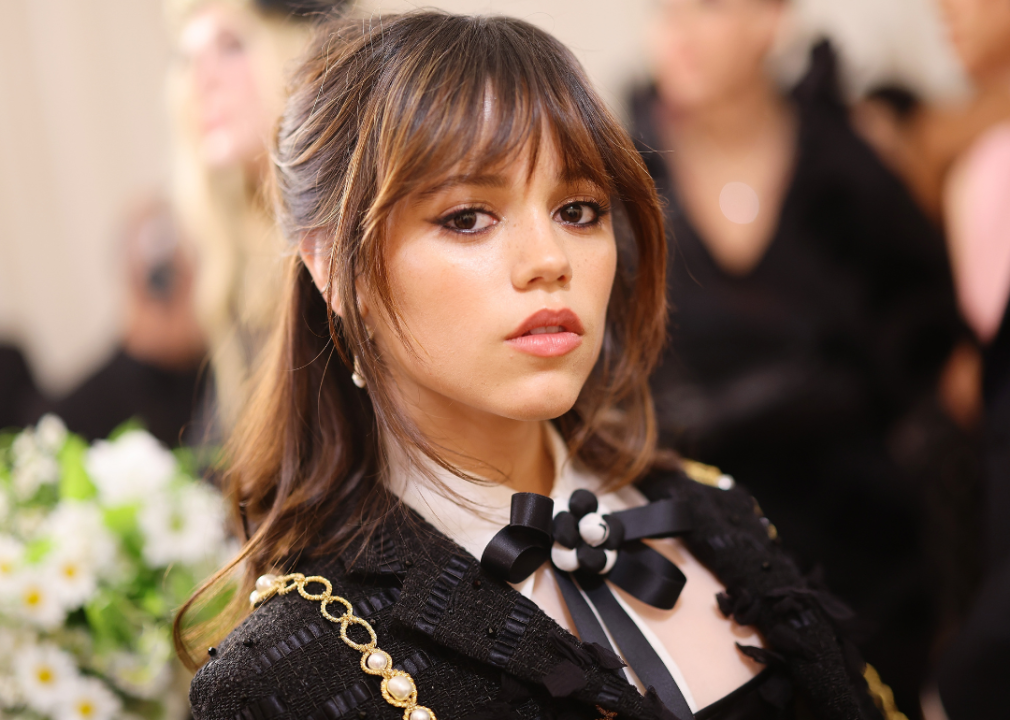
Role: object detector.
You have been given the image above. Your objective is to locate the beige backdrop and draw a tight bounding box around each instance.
[0,0,964,394]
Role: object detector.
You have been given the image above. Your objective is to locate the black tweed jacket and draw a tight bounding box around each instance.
[188,471,884,720]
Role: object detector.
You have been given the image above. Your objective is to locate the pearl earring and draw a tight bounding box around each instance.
[351,355,366,388]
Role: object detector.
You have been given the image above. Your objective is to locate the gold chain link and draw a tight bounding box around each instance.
[251,573,437,720]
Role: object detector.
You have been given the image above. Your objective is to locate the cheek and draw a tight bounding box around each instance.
[224,60,264,128]
[384,240,502,373]
[575,240,618,335]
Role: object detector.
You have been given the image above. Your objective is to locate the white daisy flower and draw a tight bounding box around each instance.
[86,431,177,507]
[54,676,121,720]
[11,428,38,464]
[46,548,99,610]
[0,671,22,708]
[12,452,60,501]
[15,642,79,713]
[104,648,171,700]
[35,414,68,454]
[14,571,67,629]
[45,502,117,576]
[139,483,225,567]
[13,507,47,538]
[0,535,24,594]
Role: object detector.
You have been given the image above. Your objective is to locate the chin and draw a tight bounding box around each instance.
[201,132,259,170]
[201,135,239,169]
[493,375,585,422]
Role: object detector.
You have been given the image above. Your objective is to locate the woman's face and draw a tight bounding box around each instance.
[361,136,617,426]
[648,0,785,111]
[939,0,1010,81]
[178,4,270,168]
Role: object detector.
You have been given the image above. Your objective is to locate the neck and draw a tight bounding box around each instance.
[390,382,556,496]
[662,74,789,151]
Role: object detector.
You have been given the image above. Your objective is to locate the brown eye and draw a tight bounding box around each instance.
[443,209,495,233]
[556,203,597,225]
[452,211,477,230]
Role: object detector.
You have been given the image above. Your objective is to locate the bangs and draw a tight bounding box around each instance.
[364,15,615,230]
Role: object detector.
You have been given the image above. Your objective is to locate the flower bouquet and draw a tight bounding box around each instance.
[0,416,232,720]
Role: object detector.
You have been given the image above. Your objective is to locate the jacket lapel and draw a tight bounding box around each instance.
[340,506,664,720]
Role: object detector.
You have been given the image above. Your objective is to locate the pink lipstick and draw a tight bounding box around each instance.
[506,308,584,358]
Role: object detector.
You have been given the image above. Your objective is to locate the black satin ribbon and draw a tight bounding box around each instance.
[482,492,695,719]
[481,493,555,583]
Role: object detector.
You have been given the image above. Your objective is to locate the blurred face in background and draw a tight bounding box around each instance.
[648,0,787,112]
[178,3,271,169]
[939,0,1010,82]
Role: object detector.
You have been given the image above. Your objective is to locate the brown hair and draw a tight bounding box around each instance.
[175,10,670,669]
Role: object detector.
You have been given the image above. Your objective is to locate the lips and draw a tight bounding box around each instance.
[506,308,585,358]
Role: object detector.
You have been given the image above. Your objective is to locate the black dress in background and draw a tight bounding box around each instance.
[0,344,45,429]
[937,307,1010,720]
[49,350,206,447]
[633,44,965,716]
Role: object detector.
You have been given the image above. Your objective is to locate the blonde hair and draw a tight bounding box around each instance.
[165,0,315,428]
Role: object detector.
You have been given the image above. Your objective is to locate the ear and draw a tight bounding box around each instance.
[299,230,345,317]
[298,231,372,323]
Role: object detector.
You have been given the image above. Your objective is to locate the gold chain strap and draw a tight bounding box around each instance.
[251,573,437,720]
[863,664,908,720]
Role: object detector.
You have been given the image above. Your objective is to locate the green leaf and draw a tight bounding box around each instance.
[108,418,147,441]
[24,536,53,564]
[0,430,17,452]
[85,589,140,652]
[139,586,167,617]
[103,504,139,535]
[30,482,59,509]
[163,565,200,606]
[103,504,146,562]
[58,434,97,500]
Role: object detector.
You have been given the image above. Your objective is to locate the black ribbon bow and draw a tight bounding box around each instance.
[482,489,696,720]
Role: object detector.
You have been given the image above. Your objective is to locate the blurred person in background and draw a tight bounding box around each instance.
[631,0,966,715]
[924,0,1010,717]
[165,0,337,433]
[46,199,207,445]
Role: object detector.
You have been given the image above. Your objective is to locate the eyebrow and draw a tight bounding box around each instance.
[417,171,606,200]
[418,173,510,197]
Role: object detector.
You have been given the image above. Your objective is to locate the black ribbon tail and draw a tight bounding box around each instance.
[554,570,614,650]
[607,541,687,610]
[610,499,692,541]
[579,577,695,720]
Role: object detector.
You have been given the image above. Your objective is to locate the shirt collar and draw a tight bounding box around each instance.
[384,422,598,563]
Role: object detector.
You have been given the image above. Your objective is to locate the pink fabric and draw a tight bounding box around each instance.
[947,122,1010,342]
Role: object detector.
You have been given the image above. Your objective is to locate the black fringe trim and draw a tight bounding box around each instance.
[355,587,402,617]
[234,695,288,720]
[488,596,538,668]
[252,623,324,674]
[595,671,627,706]
[416,555,471,633]
[306,681,375,720]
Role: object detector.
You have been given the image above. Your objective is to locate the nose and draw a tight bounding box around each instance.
[510,214,573,291]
